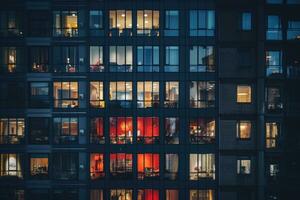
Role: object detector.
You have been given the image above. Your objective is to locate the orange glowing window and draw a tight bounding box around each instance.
[137,189,159,200]
[138,153,159,180]
[110,153,133,178]
[90,153,104,180]
[137,117,159,144]
[109,117,133,144]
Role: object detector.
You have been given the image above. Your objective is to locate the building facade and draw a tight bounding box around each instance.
[0,0,299,199]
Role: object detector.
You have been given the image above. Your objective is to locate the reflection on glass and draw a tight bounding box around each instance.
[165,46,179,72]
[266,51,282,76]
[190,81,215,108]
[190,46,214,72]
[265,87,282,111]
[30,47,49,72]
[137,46,159,72]
[190,10,215,36]
[266,15,282,40]
[165,118,179,144]
[109,46,132,72]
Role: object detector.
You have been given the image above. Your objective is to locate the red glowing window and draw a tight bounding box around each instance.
[110,153,133,178]
[90,153,104,180]
[137,117,159,144]
[90,117,104,144]
[138,153,159,180]
[109,117,133,144]
[137,189,159,200]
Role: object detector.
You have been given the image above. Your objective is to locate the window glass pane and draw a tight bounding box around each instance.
[237,85,252,103]
[242,12,252,30]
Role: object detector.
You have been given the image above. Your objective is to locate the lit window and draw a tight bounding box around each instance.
[237,85,252,103]
[137,46,159,72]
[90,189,103,200]
[190,10,215,36]
[30,154,48,179]
[164,81,179,108]
[190,46,215,72]
[265,87,283,111]
[109,46,133,72]
[109,117,133,144]
[0,47,17,73]
[165,154,178,180]
[110,189,132,200]
[0,11,22,36]
[287,20,300,40]
[53,117,78,144]
[137,117,159,144]
[109,81,132,108]
[189,118,215,144]
[164,117,179,144]
[137,10,159,36]
[236,121,251,139]
[137,81,159,108]
[241,12,252,31]
[109,10,132,36]
[0,153,23,178]
[268,163,279,177]
[90,117,104,144]
[30,47,49,72]
[266,50,282,76]
[0,118,24,144]
[266,15,282,40]
[137,189,159,200]
[53,46,79,73]
[53,82,79,108]
[165,10,179,36]
[237,158,251,174]
[110,153,133,179]
[53,11,78,37]
[90,153,104,180]
[89,10,103,36]
[138,153,160,180]
[30,82,50,108]
[29,118,49,144]
[189,190,215,200]
[165,46,179,72]
[166,190,179,200]
[53,152,77,180]
[90,46,104,72]
[189,154,215,180]
[90,81,105,108]
[190,81,215,108]
[266,122,280,148]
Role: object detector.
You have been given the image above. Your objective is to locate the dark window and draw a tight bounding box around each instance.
[110,153,133,179]
[0,189,24,200]
[165,154,178,180]
[266,0,283,4]
[27,190,49,200]
[266,50,282,76]
[90,117,104,144]
[0,118,25,144]
[29,47,49,72]
[164,117,179,144]
[29,82,50,108]
[53,152,78,180]
[53,189,78,200]
[53,117,78,144]
[165,46,179,72]
[189,81,215,108]
[165,10,179,36]
[29,118,49,144]
[28,11,50,37]
[0,82,25,108]
[190,10,215,36]
[287,20,300,40]
[89,10,104,36]
[137,46,159,72]
[265,86,283,112]
[190,46,215,72]
[241,12,252,31]
[0,11,22,37]
[266,15,282,40]
[53,46,79,73]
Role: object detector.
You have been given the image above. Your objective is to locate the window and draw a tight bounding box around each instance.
[287,20,300,40]
[138,153,160,180]
[266,0,283,4]
[166,190,179,200]
[265,87,283,111]
[109,46,133,72]
[165,10,179,36]
[90,190,103,200]
[165,117,179,144]
[137,189,159,200]
[165,154,178,180]
[189,118,215,144]
[190,46,215,72]
[27,189,49,200]
[109,81,132,108]
[90,46,104,72]
[190,10,215,36]
[268,163,279,178]
[29,11,50,37]
[165,46,179,72]
[287,47,300,78]
[266,15,282,40]
[189,154,215,180]
[110,153,133,179]
[0,118,24,144]
[109,10,132,36]
[53,11,78,37]
[237,158,251,175]
[137,81,159,108]
[236,121,252,139]
[0,189,24,200]
[0,82,25,108]
[137,117,159,144]
[137,10,159,36]
[266,50,282,76]
[53,82,79,108]
[266,122,280,148]
[53,153,77,180]
[90,81,105,108]
[29,118,49,144]
[189,190,214,200]
[53,189,78,200]
[90,153,104,180]
[109,117,133,144]
[53,117,78,144]
[238,48,252,68]
[30,47,49,72]
[137,46,159,72]
[164,81,179,108]
[53,46,79,73]
[0,153,23,178]
[0,47,21,73]
[29,82,50,108]
[90,117,104,144]
[110,189,132,200]
[30,154,48,179]
[237,85,252,103]
[241,12,252,31]
[190,81,215,108]
[0,11,22,36]
[89,10,103,36]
